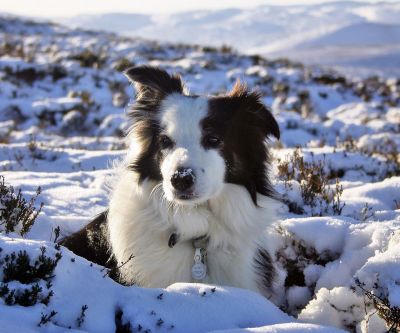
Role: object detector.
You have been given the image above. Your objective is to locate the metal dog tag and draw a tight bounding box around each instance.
[192,248,207,280]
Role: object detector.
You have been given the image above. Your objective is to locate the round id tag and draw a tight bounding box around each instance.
[192,248,207,280]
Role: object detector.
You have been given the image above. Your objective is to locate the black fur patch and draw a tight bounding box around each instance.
[128,115,163,183]
[115,308,132,333]
[254,248,276,292]
[59,211,117,277]
[125,66,185,183]
[125,66,185,99]
[204,82,280,204]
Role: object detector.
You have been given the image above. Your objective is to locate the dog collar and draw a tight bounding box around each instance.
[191,235,208,281]
[192,247,207,280]
[192,234,209,249]
[168,233,209,281]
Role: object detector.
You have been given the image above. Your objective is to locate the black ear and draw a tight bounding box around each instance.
[257,99,280,140]
[229,81,280,139]
[248,96,280,140]
[124,66,185,100]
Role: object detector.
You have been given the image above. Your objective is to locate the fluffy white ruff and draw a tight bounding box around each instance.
[107,164,280,297]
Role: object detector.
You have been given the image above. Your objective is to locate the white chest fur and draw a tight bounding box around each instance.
[107,168,279,295]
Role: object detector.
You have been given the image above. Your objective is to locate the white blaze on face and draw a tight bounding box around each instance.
[159,93,226,204]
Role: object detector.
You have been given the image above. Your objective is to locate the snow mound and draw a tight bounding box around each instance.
[0,235,294,333]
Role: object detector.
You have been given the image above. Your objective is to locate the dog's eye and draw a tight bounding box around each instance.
[204,135,222,148]
[159,135,174,150]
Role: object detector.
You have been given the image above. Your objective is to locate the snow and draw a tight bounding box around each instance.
[298,287,367,330]
[341,177,400,217]
[326,102,382,124]
[0,236,295,333]
[299,22,400,47]
[32,97,83,114]
[0,14,399,333]
[60,1,400,77]
[281,217,349,254]
[286,286,311,313]
[211,323,345,333]
[356,229,400,307]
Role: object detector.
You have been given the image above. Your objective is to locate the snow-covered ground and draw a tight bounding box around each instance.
[0,15,399,332]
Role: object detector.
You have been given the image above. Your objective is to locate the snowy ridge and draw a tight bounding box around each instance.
[60,1,400,76]
[0,15,399,332]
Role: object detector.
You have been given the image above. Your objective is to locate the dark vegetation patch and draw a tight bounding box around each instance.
[277,148,345,216]
[353,278,400,333]
[70,50,107,68]
[2,65,67,85]
[0,175,43,236]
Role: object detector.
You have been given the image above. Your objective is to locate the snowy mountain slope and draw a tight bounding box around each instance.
[62,2,369,48]
[65,13,152,34]
[59,1,400,76]
[297,22,400,47]
[267,21,400,76]
[0,15,400,333]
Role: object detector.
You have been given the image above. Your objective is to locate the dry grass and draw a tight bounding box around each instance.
[353,278,400,333]
[277,148,345,216]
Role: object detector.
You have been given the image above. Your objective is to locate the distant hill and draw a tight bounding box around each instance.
[65,13,152,34]
[299,22,400,47]
[59,1,400,76]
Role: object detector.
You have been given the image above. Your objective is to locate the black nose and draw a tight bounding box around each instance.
[171,167,195,192]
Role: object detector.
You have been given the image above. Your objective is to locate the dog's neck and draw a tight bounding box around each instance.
[168,232,208,249]
[143,179,275,249]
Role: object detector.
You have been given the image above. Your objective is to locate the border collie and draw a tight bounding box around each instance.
[61,66,281,299]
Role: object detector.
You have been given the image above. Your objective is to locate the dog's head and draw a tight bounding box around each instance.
[125,66,279,205]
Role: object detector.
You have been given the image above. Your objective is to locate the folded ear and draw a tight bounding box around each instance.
[229,81,280,139]
[124,66,186,101]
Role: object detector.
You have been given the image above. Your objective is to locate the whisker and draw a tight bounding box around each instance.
[150,183,163,199]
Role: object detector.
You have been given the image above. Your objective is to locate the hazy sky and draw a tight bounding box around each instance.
[0,0,395,18]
